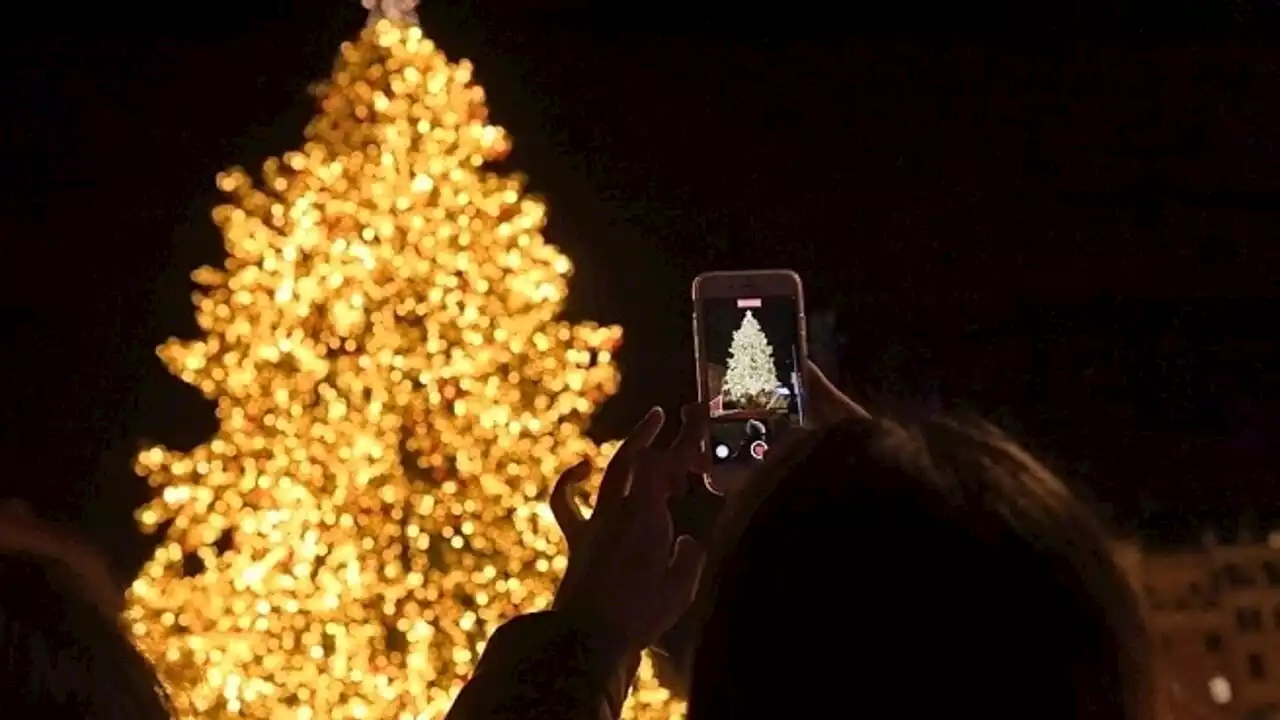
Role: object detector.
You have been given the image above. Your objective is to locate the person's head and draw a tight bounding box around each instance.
[686,414,1152,720]
[0,507,171,718]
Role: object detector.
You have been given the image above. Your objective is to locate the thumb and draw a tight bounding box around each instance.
[803,360,868,425]
[658,535,706,628]
[550,461,590,541]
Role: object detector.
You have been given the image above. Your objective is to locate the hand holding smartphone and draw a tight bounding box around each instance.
[651,270,809,680]
[691,270,808,496]
[656,272,856,680]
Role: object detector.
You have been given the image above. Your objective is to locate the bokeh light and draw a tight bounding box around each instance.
[125,20,682,720]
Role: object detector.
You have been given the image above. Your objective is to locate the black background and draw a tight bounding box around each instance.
[2,0,1279,573]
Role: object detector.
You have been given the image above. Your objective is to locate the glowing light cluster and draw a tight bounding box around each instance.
[125,20,683,719]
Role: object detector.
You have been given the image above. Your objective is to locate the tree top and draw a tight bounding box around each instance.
[363,0,419,24]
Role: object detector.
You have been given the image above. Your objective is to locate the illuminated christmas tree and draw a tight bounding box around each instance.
[721,310,782,410]
[125,5,682,718]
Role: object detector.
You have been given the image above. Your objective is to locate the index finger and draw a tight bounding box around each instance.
[597,406,664,516]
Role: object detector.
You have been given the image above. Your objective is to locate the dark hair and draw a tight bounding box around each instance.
[686,415,1153,720]
[0,552,172,718]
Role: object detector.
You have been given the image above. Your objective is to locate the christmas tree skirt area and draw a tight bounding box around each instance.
[712,408,779,421]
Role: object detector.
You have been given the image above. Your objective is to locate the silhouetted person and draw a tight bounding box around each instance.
[0,501,172,718]
[448,362,1156,720]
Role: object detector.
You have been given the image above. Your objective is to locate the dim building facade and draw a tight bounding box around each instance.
[1119,533,1280,720]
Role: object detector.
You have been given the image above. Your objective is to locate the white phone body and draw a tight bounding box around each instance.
[692,270,808,495]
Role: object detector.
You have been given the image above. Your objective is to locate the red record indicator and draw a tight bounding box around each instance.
[749,440,768,459]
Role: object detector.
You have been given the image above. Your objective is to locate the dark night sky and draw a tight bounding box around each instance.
[1,0,1279,563]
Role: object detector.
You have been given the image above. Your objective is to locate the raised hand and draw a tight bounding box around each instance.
[549,404,709,653]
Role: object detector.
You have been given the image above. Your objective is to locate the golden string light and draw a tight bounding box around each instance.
[125,20,683,720]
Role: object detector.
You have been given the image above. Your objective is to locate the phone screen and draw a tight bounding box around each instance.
[699,294,806,471]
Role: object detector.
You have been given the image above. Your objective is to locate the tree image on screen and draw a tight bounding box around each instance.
[720,310,785,411]
[122,7,683,719]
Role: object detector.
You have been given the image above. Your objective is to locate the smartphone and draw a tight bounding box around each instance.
[692,270,808,495]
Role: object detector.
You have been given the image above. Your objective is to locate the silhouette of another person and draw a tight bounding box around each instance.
[0,500,173,718]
